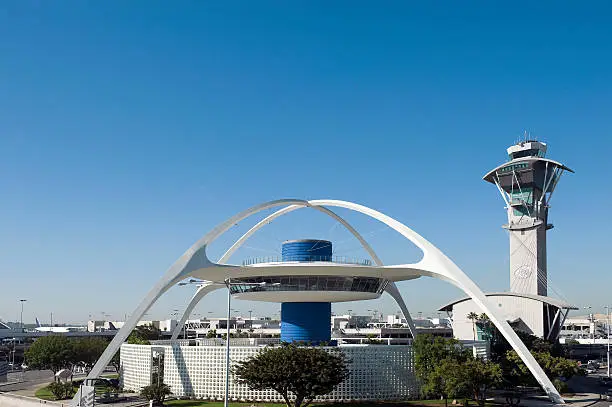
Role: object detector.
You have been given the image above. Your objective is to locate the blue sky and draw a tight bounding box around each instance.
[1,2,610,324]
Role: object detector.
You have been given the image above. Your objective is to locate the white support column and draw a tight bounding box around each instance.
[171,282,224,340]
[384,282,417,339]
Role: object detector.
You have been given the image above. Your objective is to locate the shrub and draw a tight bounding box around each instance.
[140,383,171,405]
[47,382,74,400]
[553,378,569,393]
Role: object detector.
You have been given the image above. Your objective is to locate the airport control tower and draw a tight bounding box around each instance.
[484,140,573,296]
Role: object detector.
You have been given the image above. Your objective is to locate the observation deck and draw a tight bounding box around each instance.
[242,255,372,266]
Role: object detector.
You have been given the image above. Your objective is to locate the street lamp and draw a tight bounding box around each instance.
[249,310,253,330]
[605,305,611,378]
[584,306,594,344]
[19,299,27,332]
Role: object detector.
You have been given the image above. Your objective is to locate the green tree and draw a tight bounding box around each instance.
[140,383,171,406]
[433,357,469,407]
[413,334,471,399]
[234,344,349,407]
[127,334,150,345]
[206,329,217,338]
[467,312,479,340]
[72,337,109,372]
[462,357,503,405]
[25,336,75,377]
[127,324,161,344]
[504,350,582,391]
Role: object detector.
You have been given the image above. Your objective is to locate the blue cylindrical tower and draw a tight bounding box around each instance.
[280,239,332,344]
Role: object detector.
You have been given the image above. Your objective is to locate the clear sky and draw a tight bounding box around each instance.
[1,2,610,324]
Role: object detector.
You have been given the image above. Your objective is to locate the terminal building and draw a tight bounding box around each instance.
[440,140,577,341]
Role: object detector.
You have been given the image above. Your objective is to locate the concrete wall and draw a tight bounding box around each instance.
[0,393,67,407]
[121,343,418,401]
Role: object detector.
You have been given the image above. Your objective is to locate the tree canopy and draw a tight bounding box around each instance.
[414,334,502,405]
[504,350,581,391]
[127,324,161,344]
[25,336,75,374]
[234,344,349,407]
[72,337,109,371]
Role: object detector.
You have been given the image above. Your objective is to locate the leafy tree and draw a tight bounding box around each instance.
[72,338,109,371]
[234,344,349,407]
[433,357,469,407]
[25,336,75,377]
[413,335,470,380]
[504,350,582,391]
[413,334,471,399]
[467,312,479,340]
[414,334,504,404]
[127,334,150,345]
[462,357,503,405]
[206,329,217,338]
[128,324,161,344]
[140,383,171,406]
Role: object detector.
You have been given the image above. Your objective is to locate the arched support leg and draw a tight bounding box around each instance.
[89,274,186,379]
[384,282,417,339]
[171,282,223,340]
[72,272,186,405]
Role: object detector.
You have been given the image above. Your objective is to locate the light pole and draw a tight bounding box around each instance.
[249,310,253,330]
[584,306,594,358]
[584,306,595,343]
[605,305,610,378]
[19,299,27,332]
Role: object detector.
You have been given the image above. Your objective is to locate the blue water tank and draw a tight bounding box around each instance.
[282,239,332,262]
[280,239,332,344]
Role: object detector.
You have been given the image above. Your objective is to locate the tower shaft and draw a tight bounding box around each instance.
[508,224,547,296]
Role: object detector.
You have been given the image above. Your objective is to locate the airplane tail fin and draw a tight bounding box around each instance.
[35,317,41,327]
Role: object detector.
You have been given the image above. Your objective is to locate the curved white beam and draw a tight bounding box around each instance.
[384,282,417,337]
[170,282,223,341]
[75,198,563,405]
[219,203,384,267]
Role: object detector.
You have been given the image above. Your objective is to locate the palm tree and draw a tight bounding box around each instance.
[467,312,479,340]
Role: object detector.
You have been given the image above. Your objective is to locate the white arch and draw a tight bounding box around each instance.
[170,282,223,341]
[171,203,417,340]
[74,198,564,405]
